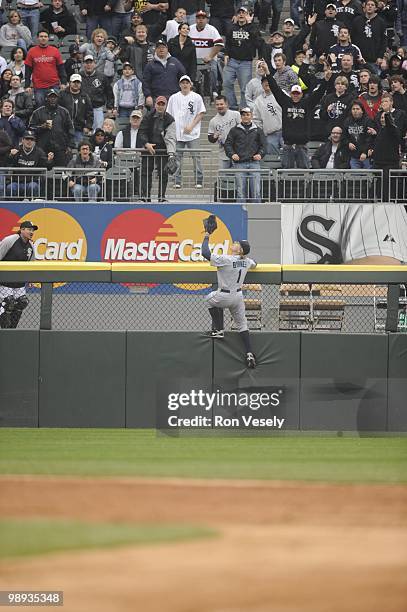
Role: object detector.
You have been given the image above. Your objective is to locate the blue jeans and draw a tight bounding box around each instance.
[290,0,302,26]
[118,107,133,117]
[223,58,253,110]
[175,140,203,185]
[232,160,261,203]
[86,15,112,38]
[281,143,309,168]
[93,107,105,130]
[111,12,131,38]
[34,85,60,107]
[350,157,372,169]
[72,183,101,201]
[266,130,283,155]
[7,180,39,198]
[19,7,40,38]
[0,174,5,199]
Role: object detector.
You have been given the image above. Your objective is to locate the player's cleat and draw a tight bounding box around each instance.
[207,330,224,338]
[246,352,256,368]
[175,183,181,189]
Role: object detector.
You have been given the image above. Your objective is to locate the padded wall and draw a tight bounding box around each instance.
[388,334,407,431]
[300,334,388,431]
[39,331,126,427]
[0,330,39,427]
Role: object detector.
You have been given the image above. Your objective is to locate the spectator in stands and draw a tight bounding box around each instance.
[68,141,105,201]
[0,69,12,98]
[263,59,332,168]
[7,129,53,199]
[280,14,316,66]
[263,30,285,72]
[320,75,354,134]
[102,116,116,143]
[142,39,185,109]
[253,76,283,155]
[0,128,11,197]
[110,0,133,39]
[309,4,344,59]
[328,52,360,93]
[114,107,142,147]
[80,54,114,129]
[245,60,268,111]
[79,0,112,40]
[0,50,7,76]
[24,30,67,107]
[8,47,27,79]
[273,52,299,94]
[0,99,25,147]
[358,74,383,119]
[208,0,235,36]
[17,0,42,40]
[370,92,404,198]
[328,26,364,67]
[167,74,205,188]
[104,35,121,81]
[64,44,82,81]
[224,107,266,203]
[291,49,308,92]
[311,126,350,167]
[5,74,33,122]
[380,53,407,84]
[208,95,241,169]
[0,10,32,52]
[59,74,94,146]
[79,29,116,75]
[351,0,386,75]
[358,66,372,93]
[189,10,223,97]
[138,96,177,201]
[168,23,197,84]
[378,0,398,49]
[120,23,155,80]
[162,7,187,41]
[342,99,374,168]
[334,0,364,29]
[170,0,204,26]
[40,0,77,40]
[396,0,407,46]
[390,75,407,113]
[120,10,144,44]
[29,89,75,166]
[223,7,263,110]
[90,128,114,167]
[257,0,284,35]
[113,61,144,117]
[132,0,169,41]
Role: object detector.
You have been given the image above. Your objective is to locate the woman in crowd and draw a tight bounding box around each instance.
[0,69,13,98]
[0,10,32,52]
[79,28,115,74]
[168,23,197,83]
[7,46,26,79]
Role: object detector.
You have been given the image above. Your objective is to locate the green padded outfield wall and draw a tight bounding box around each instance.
[388,334,407,432]
[300,333,389,431]
[0,330,39,427]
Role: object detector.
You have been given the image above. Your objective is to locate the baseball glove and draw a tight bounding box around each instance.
[165,154,178,175]
[203,214,217,235]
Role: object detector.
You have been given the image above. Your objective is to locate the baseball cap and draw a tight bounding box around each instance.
[69,43,80,54]
[20,220,38,230]
[70,73,82,82]
[156,39,168,47]
[47,88,59,96]
[326,3,337,8]
[195,9,207,16]
[291,84,302,93]
[270,30,284,37]
[130,109,143,118]
[22,129,36,139]
[84,54,94,61]
[237,6,249,12]
[156,95,167,104]
[106,35,117,44]
[122,61,133,69]
[179,74,192,83]
[240,107,252,113]
[284,18,295,24]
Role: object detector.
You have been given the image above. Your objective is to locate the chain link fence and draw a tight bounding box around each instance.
[15,281,407,334]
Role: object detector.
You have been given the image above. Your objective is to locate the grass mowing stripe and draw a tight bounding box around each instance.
[0,429,406,483]
[0,518,216,559]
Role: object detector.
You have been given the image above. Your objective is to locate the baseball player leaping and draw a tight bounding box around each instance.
[201,215,257,369]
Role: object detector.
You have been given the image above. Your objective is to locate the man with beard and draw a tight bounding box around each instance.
[59,73,94,146]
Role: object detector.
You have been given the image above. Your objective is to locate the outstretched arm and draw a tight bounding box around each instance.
[201,233,211,261]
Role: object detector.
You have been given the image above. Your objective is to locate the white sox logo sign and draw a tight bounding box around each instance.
[297,215,342,263]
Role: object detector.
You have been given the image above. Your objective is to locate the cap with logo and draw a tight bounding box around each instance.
[106,35,117,44]
[156,95,167,104]
[270,30,284,37]
[179,74,192,83]
[84,54,94,61]
[130,109,143,118]
[156,39,168,47]
[326,3,337,8]
[240,107,252,113]
[237,6,249,12]
[23,129,36,139]
[196,9,207,16]
[47,88,59,97]
[291,85,302,93]
[70,73,82,82]
[284,18,295,24]
[122,61,133,69]
[20,220,38,230]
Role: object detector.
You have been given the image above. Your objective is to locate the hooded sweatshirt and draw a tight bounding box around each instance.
[252,91,282,135]
[342,108,374,158]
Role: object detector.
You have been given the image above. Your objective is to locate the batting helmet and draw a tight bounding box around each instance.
[239,240,250,255]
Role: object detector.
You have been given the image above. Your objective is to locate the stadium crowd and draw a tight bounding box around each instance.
[0,0,404,200]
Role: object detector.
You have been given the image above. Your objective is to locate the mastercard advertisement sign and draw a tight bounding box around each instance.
[0,204,246,288]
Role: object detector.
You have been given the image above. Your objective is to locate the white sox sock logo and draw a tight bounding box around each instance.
[297,215,342,263]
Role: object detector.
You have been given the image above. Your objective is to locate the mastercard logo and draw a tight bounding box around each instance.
[101,209,232,263]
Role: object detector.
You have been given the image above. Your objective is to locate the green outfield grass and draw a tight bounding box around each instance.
[0,429,406,483]
[0,518,215,559]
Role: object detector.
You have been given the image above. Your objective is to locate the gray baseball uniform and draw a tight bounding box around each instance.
[205,252,257,332]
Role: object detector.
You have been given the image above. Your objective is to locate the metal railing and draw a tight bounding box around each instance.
[50,168,107,202]
[216,168,271,203]
[389,170,407,203]
[0,168,47,200]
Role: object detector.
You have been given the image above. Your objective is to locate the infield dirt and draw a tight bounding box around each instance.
[0,476,406,612]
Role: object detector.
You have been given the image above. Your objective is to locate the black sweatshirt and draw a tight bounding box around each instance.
[351,14,386,63]
[224,23,262,61]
